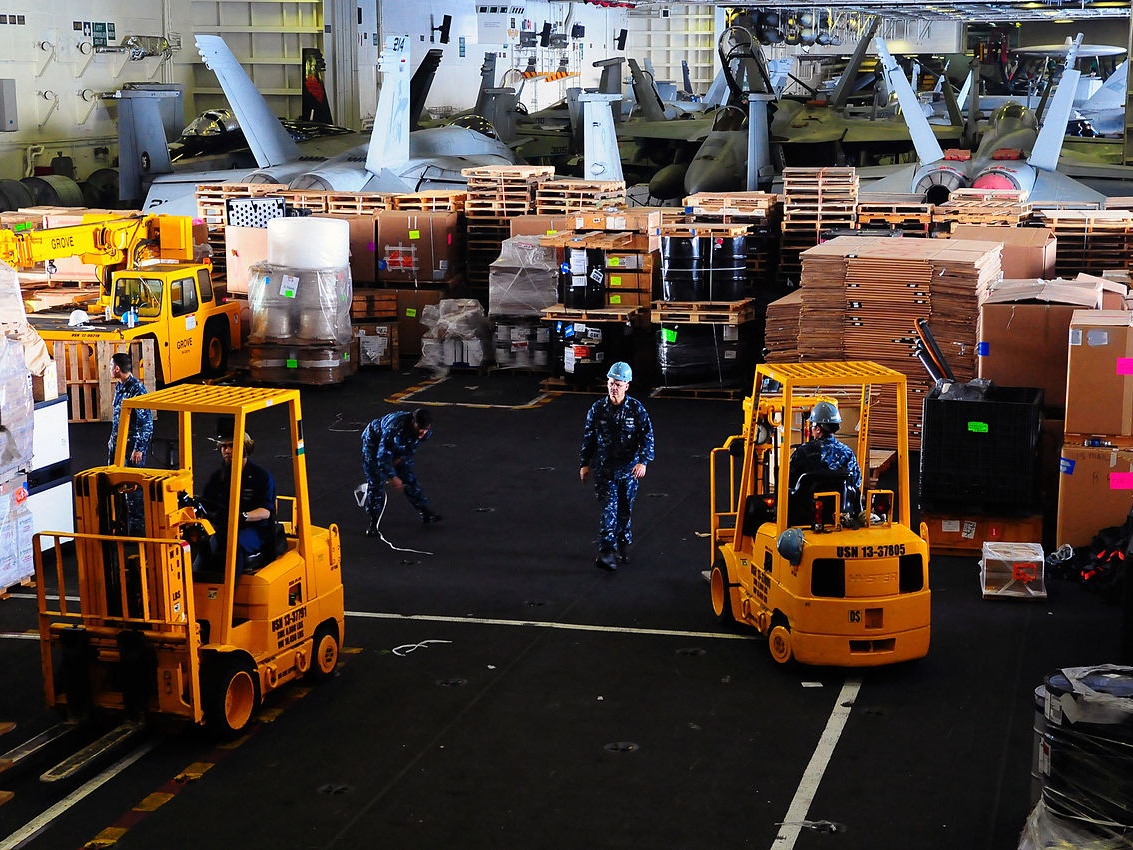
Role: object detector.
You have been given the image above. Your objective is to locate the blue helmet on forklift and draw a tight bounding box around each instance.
[808,401,841,432]
[607,361,633,382]
[777,527,805,565]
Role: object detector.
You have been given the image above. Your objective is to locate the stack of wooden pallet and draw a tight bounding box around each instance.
[387,191,467,212]
[462,165,556,302]
[534,180,626,214]
[1035,209,1133,277]
[788,235,1002,449]
[855,192,932,237]
[779,167,859,285]
[932,189,1031,233]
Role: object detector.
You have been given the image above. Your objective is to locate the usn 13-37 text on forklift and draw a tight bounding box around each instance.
[709,361,931,667]
[26,385,344,781]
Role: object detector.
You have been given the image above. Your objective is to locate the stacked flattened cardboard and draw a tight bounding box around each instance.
[1035,209,1133,278]
[763,289,803,363]
[788,235,1002,449]
[779,167,858,284]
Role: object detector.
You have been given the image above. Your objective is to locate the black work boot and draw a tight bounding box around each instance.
[595,546,618,572]
[365,520,379,537]
[421,509,443,524]
[617,541,630,565]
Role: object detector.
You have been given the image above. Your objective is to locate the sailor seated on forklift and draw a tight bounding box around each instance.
[199,428,279,573]
[788,401,863,522]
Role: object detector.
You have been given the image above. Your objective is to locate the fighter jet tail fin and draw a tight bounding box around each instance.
[830,16,880,110]
[473,52,499,117]
[410,48,444,129]
[114,84,181,205]
[1029,67,1081,172]
[876,38,945,166]
[579,93,624,183]
[365,35,413,177]
[627,58,668,121]
[195,35,302,168]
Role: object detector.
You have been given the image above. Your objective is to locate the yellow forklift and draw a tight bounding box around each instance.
[709,361,931,667]
[31,385,344,779]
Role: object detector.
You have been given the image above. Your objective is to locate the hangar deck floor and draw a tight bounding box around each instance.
[0,366,1123,850]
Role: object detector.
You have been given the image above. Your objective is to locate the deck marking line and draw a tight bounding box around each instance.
[0,742,155,850]
[346,610,758,641]
[773,678,861,848]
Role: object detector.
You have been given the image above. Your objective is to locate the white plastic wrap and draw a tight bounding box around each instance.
[416,299,493,373]
[0,334,33,481]
[488,236,561,318]
[247,262,353,346]
[267,217,350,269]
[0,261,27,325]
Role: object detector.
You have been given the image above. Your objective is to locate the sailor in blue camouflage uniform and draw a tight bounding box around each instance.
[579,362,655,571]
[360,408,441,537]
[789,401,862,514]
[108,352,153,535]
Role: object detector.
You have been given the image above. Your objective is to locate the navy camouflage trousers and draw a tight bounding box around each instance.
[595,473,638,550]
[363,459,428,520]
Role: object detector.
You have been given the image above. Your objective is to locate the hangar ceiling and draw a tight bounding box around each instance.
[630,1,1132,23]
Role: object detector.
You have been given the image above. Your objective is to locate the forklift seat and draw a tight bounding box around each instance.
[787,471,855,527]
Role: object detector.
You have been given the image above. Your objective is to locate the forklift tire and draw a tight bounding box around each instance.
[203,655,260,737]
[710,558,737,624]
[305,623,340,682]
[768,624,794,666]
[201,323,230,377]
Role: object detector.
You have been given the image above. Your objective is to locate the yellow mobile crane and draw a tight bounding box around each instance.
[3,214,241,382]
[27,385,344,780]
[709,361,931,667]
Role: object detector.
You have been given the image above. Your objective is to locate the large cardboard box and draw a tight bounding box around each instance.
[223,226,270,296]
[375,211,460,284]
[1056,445,1133,547]
[1065,310,1133,437]
[393,288,445,358]
[316,213,377,284]
[508,215,571,238]
[951,225,1056,280]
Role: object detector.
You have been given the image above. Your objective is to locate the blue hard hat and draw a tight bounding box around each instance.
[808,401,841,429]
[607,361,633,382]
[776,527,805,565]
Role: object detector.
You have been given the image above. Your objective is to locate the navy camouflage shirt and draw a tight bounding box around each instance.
[109,374,153,460]
[579,396,655,478]
[362,410,431,481]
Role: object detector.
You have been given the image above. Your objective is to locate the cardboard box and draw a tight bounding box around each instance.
[392,288,445,357]
[951,225,1056,280]
[1056,445,1133,547]
[1065,309,1133,437]
[224,226,270,296]
[375,211,460,284]
[606,271,651,291]
[922,512,1043,555]
[980,541,1047,599]
[353,322,397,367]
[316,213,377,284]
[573,208,662,232]
[605,289,649,308]
[508,215,571,238]
[604,251,657,272]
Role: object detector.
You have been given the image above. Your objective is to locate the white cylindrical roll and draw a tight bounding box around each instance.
[267,217,350,269]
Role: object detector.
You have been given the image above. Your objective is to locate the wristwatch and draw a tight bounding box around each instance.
[241,512,249,522]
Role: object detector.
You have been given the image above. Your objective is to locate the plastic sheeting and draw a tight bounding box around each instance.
[488,236,560,318]
[416,299,493,373]
[1020,665,1133,848]
[0,333,33,482]
[247,262,353,347]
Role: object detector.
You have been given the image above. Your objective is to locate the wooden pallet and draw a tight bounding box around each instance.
[540,303,647,323]
[351,289,398,321]
[655,223,751,238]
[52,338,157,423]
[0,575,35,601]
[465,198,537,217]
[651,299,756,325]
[388,191,467,212]
[461,165,557,181]
[682,191,777,214]
[325,192,389,214]
[649,384,745,400]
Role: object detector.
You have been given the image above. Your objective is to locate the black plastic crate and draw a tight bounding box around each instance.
[919,382,1044,514]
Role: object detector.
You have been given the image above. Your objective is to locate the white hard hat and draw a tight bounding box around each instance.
[68,309,90,327]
